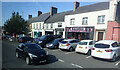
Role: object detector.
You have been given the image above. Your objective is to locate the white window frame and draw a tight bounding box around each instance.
[58,23,62,27]
[82,17,88,25]
[97,15,105,24]
[46,24,48,29]
[70,18,75,25]
[36,24,38,29]
[39,23,41,29]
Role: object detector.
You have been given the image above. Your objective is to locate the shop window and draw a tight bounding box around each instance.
[70,18,75,25]
[82,17,88,25]
[58,23,62,27]
[97,15,105,24]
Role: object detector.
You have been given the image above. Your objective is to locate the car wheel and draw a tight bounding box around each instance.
[87,50,91,55]
[15,52,19,58]
[26,56,31,65]
[69,47,73,52]
[111,54,117,62]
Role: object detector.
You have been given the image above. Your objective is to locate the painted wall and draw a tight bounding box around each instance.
[105,21,120,42]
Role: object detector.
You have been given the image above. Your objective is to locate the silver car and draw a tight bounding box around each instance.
[59,39,80,52]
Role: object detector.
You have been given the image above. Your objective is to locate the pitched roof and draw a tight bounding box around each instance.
[27,12,50,24]
[45,2,109,23]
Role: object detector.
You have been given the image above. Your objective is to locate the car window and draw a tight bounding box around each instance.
[112,42,119,47]
[94,44,110,48]
[61,41,68,44]
[26,44,42,50]
[70,40,75,43]
[79,42,87,45]
[19,44,25,49]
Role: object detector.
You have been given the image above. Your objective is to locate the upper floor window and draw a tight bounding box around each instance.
[51,24,53,28]
[39,23,41,29]
[34,24,35,29]
[58,23,62,27]
[70,18,75,25]
[36,24,38,29]
[82,17,88,25]
[46,24,48,29]
[97,15,105,24]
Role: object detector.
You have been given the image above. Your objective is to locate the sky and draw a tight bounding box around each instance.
[1,0,108,26]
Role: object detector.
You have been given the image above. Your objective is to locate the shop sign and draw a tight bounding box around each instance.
[55,28,64,31]
[66,27,94,32]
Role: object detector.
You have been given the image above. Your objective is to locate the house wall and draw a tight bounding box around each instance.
[65,10,109,41]
[105,21,120,42]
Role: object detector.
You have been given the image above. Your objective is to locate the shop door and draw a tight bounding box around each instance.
[98,32,103,41]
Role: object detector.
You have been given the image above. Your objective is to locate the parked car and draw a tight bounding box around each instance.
[91,40,120,62]
[9,37,14,42]
[46,38,64,49]
[59,39,80,52]
[36,35,58,47]
[15,43,48,65]
[75,40,97,55]
[17,37,34,43]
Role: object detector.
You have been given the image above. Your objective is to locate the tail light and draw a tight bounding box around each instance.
[85,47,87,49]
[92,48,95,50]
[66,43,70,46]
[105,49,112,52]
[20,39,23,42]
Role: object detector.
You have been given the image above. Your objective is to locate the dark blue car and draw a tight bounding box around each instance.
[46,38,64,49]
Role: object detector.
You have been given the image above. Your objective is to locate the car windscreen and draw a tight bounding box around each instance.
[26,44,43,50]
[60,41,68,44]
[79,42,87,45]
[94,43,110,48]
[39,36,47,40]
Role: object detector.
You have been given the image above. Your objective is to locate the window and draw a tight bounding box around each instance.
[39,23,41,29]
[46,24,48,29]
[34,24,35,29]
[94,44,110,48]
[82,17,88,25]
[97,15,105,23]
[70,18,75,25]
[112,42,119,47]
[58,23,62,27]
[51,24,53,28]
[36,24,38,29]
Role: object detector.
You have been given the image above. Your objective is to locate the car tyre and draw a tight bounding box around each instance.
[26,56,31,65]
[111,54,117,62]
[87,50,91,55]
[15,52,19,58]
[69,47,73,52]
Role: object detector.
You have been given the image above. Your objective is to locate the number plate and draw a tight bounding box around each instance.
[79,47,83,48]
[61,45,64,46]
[97,51,102,53]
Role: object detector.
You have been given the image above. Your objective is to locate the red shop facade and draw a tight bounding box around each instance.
[65,27,94,40]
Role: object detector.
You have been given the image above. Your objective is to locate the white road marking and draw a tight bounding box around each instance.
[65,52,74,54]
[58,59,64,62]
[86,56,91,58]
[115,61,120,66]
[71,63,83,68]
[51,50,59,51]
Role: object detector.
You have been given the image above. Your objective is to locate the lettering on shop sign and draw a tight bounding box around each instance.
[66,27,94,32]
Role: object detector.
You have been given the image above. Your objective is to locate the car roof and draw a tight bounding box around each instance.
[81,40,94,42]
[95,40,117,44]
[63,39,78,41]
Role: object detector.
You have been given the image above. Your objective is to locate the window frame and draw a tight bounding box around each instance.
[70,18,75,25]
[97,15,105,24]
[82,17,88,25]
[58,23,62,27]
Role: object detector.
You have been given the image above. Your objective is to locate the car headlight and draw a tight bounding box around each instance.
[29,53,37,58]
[49,44,53,46]
[39,41,42,44]
[46,51,48,55]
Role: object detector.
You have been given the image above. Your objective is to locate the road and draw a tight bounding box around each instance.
[2,40,120,69]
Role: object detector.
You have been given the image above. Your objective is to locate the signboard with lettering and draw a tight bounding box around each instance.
[66,27,94,32]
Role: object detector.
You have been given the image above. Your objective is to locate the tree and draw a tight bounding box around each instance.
[4,12,29,36]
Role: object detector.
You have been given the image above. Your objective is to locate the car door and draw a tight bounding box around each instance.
[19,44,25,58]
[70,40,79,49]
[89,41,96,49]
[111,42,120,56]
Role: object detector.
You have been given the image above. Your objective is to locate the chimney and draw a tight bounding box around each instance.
[73,1,79,11]
[28,15,32,19]
[38,11,42,16]
[50,7,57,16]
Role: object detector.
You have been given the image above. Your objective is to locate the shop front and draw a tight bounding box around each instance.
[45,30,54,35]
[32,30,42,38]
[55,28,64,36]
[65,27,94,40]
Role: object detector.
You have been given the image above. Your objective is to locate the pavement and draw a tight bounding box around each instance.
[2,40,120,70]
